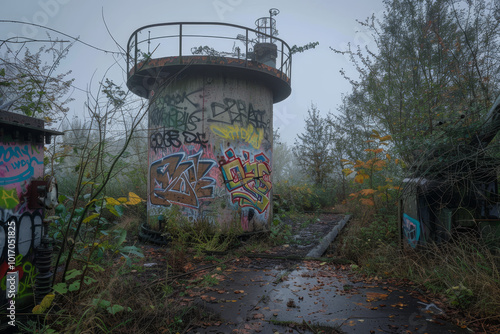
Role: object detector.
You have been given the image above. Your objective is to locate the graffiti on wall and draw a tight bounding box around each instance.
[240,209,256,231]
[1,140,44,303]
[210,123,264,149]
[146,88,273,228]
[0,255,36,300]
[0,142,43,219]
[219,148,272,213]
[149,89,203,132]
[402,213,421,248]
[150,150,217,208]
[209,98,269,140]
[0,213,43,262]
[150,127,209,152]
[0,143,43,186]
[0,187,19,210]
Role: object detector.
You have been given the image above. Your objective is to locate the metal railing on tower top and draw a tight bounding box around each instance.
[126,22,292,83]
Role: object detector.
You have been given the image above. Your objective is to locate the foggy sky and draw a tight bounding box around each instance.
[1,0,385,144]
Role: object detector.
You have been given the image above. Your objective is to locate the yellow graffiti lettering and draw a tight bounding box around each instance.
[220,159,252,189]
[232,191,270,213]
[210,124,264,149]
[0,187,19,210]
[219,149,272,213]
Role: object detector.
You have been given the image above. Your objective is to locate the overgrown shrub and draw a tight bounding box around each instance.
[336,217,500,322]
[336,214,398,263]
[158,205,242,254]
[274,181,335,212]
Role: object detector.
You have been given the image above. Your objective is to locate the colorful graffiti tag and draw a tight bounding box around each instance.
[1,141,44,307]
[219,148,272,213]
[402,213,421,248]
[0,253,37,301]
[240,208,256,231]
[0,187,19,211]
[150,150,217,208]
[145,83,274,229]
[0,144,43,186]
[209,98,270,140]
[210,123,264,149]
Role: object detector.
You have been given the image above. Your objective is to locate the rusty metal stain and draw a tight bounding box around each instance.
[130,56,290,84]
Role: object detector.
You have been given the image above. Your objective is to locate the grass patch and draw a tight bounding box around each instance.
[23,253,227,333]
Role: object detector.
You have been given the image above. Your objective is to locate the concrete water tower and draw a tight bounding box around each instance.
[126,9,291,232]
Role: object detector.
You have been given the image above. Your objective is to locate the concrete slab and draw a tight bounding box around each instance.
[188,214,471,333]
[265,263,469,333]
[190,260,300,333]
[189,261,470,334]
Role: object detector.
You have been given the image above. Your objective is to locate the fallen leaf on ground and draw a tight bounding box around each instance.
[391,302,407,308]
[183,263,195,272]
[365,292,389,302]
[201,295,216,302]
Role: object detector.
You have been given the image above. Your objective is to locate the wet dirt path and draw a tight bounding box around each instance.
[184,214,470,333]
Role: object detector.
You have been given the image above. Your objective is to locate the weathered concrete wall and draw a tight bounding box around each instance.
[147,72,274,231]
[0,138,44,307]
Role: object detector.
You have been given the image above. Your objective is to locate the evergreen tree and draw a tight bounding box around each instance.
[293,104,335,187]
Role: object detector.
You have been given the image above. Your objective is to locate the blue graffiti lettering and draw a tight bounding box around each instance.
[0,145,43,185]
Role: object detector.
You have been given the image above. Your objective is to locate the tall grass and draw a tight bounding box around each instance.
[336,216,500,322]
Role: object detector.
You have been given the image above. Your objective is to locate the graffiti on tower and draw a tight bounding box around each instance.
[150,149,217,208]
[219,148,272,213]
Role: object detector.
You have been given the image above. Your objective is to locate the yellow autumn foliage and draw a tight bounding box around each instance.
[105,197,121,206]
[32,293,55,314]
[106,192,143,206]
[354,160,365,168]
[342,168,354,176]
[354,173,370,184]
[359,188,377,196]
[41,293,55,309]
[373,160,387,169]
[126,192,143,205]
[82,213,100,224]
[379,135,392,141]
